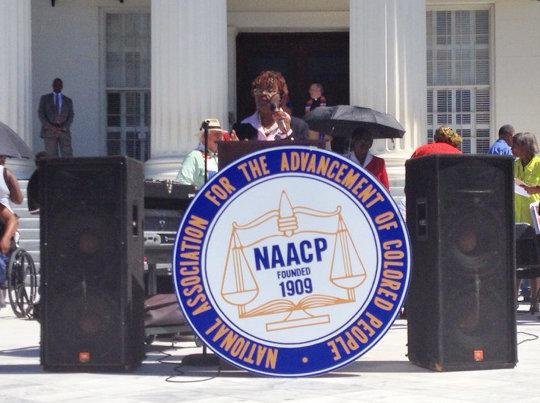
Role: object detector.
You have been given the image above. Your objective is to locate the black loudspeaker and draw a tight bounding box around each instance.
[40,157,145,371]
[405,154,517,371]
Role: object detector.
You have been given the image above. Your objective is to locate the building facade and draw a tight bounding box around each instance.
[1,0,539,196]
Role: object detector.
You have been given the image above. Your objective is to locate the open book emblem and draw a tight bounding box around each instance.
[221,190,368,332]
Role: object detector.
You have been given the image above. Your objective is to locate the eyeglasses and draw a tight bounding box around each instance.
[253,88,279,97]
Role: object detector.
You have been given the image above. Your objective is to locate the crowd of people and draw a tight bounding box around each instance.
[1,78,79,309]
[2,69,537,311]
[179,70,389,189]
[173,69,540,313]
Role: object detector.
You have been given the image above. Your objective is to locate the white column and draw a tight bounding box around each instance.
[0,0,33,178]
[350,0,426,195]
[227,25,238,127]
[145,0,228,180]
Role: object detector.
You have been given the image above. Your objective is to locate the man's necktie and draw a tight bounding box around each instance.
[54,94,61,123]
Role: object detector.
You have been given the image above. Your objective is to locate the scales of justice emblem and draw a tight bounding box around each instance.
[220,190,368,332]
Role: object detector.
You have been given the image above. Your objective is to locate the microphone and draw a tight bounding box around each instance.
[270,103,288,134]
[200,119,210,131]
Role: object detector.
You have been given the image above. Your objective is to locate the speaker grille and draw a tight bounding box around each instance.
[405,154,517,371]
[40,157,145,371]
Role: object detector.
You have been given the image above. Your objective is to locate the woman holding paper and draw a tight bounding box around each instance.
[513,132,540,312]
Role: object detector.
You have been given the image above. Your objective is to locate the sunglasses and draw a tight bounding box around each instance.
[253,88,279,97]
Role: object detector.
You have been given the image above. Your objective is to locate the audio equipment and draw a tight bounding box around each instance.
[143,181,195,263]
[142,180,196,295]
[515,222,540,271]
[40,157,145,371]
[405,154,517,371]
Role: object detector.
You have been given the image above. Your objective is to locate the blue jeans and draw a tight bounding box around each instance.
[0,252,8,287]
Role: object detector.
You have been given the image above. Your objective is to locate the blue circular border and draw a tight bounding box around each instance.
[173,146,411,377]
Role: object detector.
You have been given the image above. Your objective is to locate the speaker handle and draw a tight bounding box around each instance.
[416,198,427,240]
[132,204,139,236]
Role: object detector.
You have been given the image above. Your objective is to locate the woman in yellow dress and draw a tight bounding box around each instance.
[513,132,540,312]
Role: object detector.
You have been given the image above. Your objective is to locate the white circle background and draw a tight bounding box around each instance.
[203,174,381,346]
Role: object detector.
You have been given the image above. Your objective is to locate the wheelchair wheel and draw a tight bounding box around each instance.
[7,248,38,319]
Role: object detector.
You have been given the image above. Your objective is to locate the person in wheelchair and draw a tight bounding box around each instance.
[0,154,23,308]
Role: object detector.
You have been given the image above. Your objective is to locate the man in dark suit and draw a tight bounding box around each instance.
[38,78,74,157]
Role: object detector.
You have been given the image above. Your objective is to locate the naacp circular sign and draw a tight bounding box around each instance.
[173,146,411,377]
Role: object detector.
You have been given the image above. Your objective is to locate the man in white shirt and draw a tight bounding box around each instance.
[176,119,238,188]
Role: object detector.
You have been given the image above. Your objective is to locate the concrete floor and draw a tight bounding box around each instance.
[1,302,540,402]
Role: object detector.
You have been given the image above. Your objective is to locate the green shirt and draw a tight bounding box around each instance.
[175,145,219,188]
[514,155,540,224]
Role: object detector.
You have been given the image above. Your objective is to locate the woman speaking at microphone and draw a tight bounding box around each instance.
[231,70,309,141]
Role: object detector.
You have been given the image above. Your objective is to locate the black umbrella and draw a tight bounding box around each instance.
[0,121,33,159]
[303,105,405,139]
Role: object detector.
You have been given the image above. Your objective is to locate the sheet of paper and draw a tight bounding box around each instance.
[515,177,527,187]
[530,201,540,234]
[515,182,530,197]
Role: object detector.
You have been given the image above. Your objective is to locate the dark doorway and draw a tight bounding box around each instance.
[236,32,349,120]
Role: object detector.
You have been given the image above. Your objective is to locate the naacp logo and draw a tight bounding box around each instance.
[173,146,410,377]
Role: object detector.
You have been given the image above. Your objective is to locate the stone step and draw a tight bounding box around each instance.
[16,217,40,229]
[19,239,39,251]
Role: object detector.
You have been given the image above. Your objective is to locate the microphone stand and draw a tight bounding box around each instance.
[181,342,221,367]
[200,120,209,183]
[181,120,223,368]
